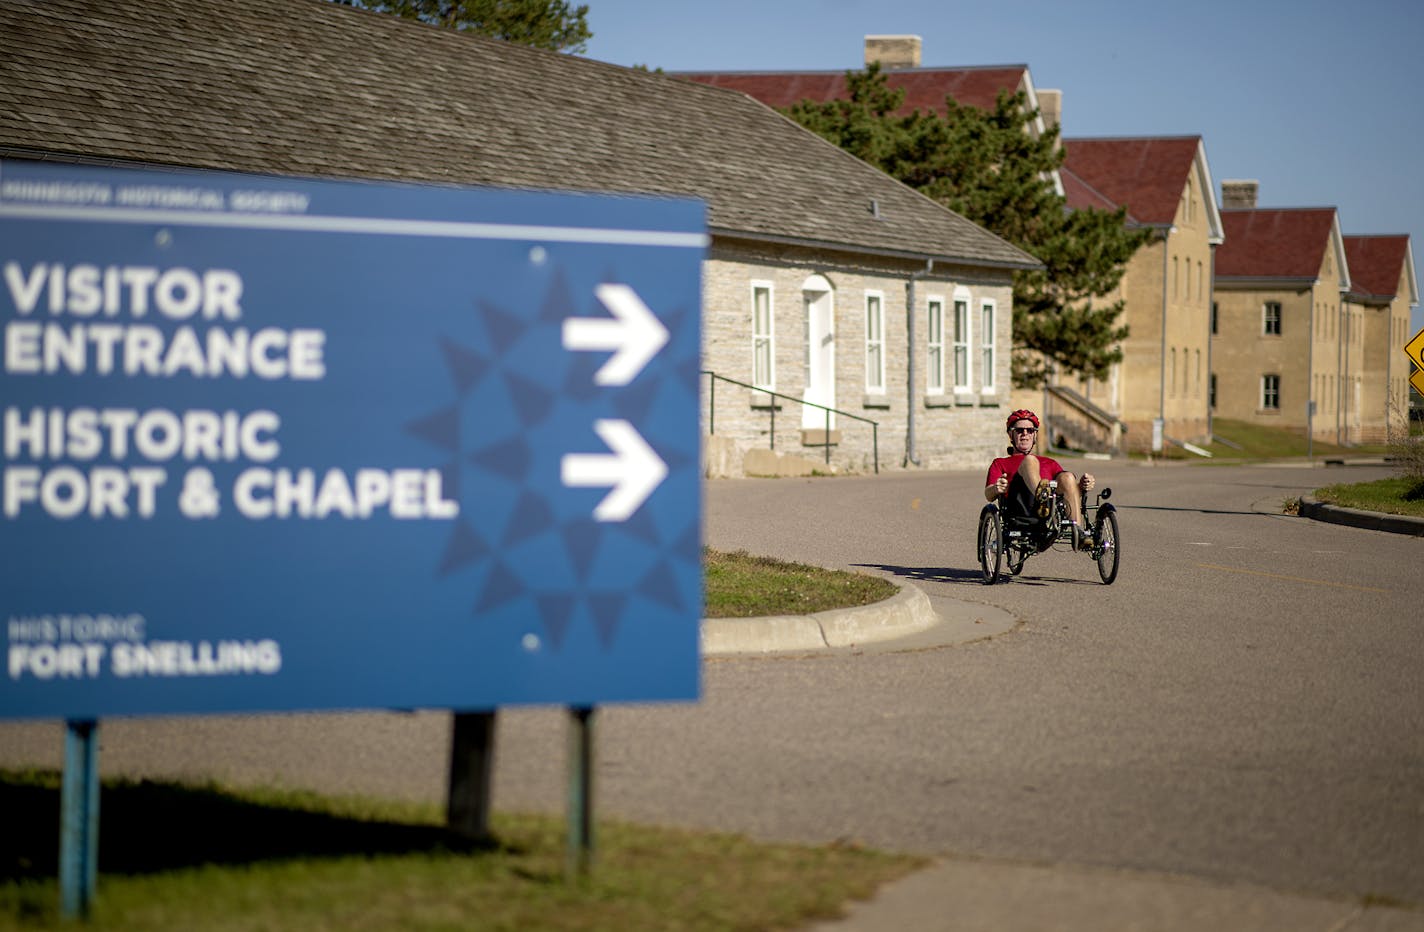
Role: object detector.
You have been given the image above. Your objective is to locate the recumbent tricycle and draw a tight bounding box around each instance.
[977,478,1120,585]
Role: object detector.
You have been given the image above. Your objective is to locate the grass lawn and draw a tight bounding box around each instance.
[0,769,923,931]
[1312,476,1424,518]
[1128,417,1394,462]
[703,548,899,618]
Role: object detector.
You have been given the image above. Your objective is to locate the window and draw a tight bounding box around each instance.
[1263,301,1281,336]
[864,292,885,393]
[751,283,774,393]
[926,297,945,394]
[980,299,996,392]
[1211,302,1218,335]
[953,293,971,393]
[1262,374,1280,410]
[1209,373,1216,409]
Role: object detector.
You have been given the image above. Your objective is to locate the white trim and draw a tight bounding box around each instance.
[979,297,997,395]
[926,294,946,395]
[1262,300,1282,336]
[750,280,775,395]
[864,290,886,394]
[952,287,973,395]
[1261,373,1281,409]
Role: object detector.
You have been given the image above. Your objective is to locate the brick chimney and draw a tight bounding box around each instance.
[1037,89,1062,131]
[864,35,921,70]
[1221,179,1259,209]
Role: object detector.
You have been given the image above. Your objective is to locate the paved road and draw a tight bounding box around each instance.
[3,459,1422,919]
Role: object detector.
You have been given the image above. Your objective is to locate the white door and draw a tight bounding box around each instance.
[802,279,835,429]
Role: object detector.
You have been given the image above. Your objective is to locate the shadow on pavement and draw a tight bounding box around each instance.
[854,563,1099,588]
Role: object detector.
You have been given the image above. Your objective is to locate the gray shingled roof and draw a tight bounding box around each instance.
[0,0,1037,270]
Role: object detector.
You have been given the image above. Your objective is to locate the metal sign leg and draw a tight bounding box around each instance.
[446,711,497,844]
[566,706,595,879]
[61,719,100,920]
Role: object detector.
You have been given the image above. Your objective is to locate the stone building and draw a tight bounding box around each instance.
[0,0,1037,477]
[1212,184,1351,439]
[1343,235,1418,442]
[1053,137,1224,452]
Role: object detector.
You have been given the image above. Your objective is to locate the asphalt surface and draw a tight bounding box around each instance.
[2,458,1422,930]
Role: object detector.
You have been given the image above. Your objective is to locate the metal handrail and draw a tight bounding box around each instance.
[700,370,878,474]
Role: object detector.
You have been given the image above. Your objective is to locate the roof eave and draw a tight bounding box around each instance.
[709,227,1043,272]
[1214,276,1319,290]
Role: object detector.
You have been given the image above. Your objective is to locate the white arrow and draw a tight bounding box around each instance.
[562,283,669,386]
[561,419,668,522]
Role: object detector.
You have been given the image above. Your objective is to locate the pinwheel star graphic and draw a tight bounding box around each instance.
[402,274,698,652]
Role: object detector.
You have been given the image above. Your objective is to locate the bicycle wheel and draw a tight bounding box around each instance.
[1093,508,1120,585]
[978,507,1003,584]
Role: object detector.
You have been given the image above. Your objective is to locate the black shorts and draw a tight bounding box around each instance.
[1004,473,1040,521]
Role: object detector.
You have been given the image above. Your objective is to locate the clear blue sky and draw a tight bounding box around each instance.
[581,0,1424,336]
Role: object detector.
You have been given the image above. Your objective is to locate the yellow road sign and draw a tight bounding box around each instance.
[1412,365,1424,397]
[1406,325,1424,369]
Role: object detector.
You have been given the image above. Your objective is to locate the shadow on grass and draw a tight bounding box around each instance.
[0,770,503,882]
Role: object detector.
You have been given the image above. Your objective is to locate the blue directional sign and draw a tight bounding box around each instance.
[0,159,706,719]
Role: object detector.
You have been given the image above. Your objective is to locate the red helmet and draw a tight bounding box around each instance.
[1006,409,1040,431]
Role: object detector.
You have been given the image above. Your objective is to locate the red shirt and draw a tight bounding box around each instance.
[986,453,1065,487]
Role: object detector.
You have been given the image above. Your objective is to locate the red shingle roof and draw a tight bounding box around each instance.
[678,66,1031,116]
[1216,209,1338,279]
[1061,137,1201,226]
[1343,235,1409,299]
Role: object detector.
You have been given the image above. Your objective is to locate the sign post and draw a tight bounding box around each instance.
[1,159,706,907]
[60,719,99,920]
[1406,326,1424,398]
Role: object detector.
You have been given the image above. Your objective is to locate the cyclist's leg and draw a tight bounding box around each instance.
[1058,471,1085,527]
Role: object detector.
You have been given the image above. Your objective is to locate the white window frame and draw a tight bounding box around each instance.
[864,290,885,394]
[952,288,972,395]
[979,298,997,395]
[1262,373,1281,410]
[751,281,775,397]
[1263,301,1282,336]
[926,295,945,395]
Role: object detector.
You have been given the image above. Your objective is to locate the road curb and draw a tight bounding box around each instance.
[701,579,939,656]
[1298,495,1424,536]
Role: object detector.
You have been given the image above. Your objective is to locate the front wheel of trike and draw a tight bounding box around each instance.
[978,506,1003,584]
[1093,508,1120,585]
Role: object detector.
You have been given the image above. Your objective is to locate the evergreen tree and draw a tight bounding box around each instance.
[333,0,592,53]
[786,65,1152,388]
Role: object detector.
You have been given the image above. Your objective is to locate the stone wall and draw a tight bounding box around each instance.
[701,240,1013,476]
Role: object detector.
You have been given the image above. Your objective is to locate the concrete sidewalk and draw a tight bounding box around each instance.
[806,856,1424,931]
[701,579,1016,657]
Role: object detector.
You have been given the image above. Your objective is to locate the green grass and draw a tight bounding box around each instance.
[1123,418,1395,462]
[704,549,899,618]
[0,769,923,931]
[1312,476,1424,518]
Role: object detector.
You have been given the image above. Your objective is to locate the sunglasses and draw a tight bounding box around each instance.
[1010,427,1038,434]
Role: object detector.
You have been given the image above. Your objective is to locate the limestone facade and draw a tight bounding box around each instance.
[1024,141,1219,452]
[702,240,1015,475]
[1354,267,1416,442]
